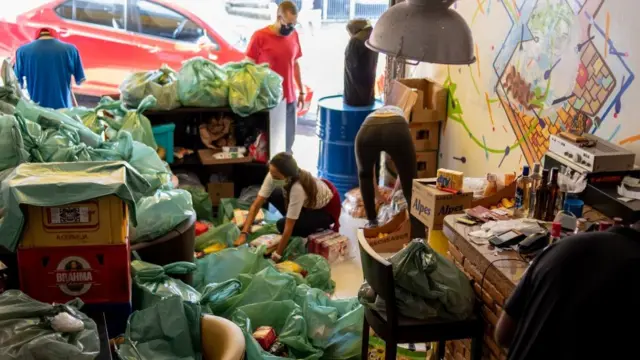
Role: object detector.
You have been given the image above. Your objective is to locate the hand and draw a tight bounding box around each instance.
[233,233,247,247]
[297,93,305,110]
[271,251,283,262]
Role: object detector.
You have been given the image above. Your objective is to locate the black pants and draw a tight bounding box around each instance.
[270,187,333,237]
[286,101,297,153]
[355,118,426,239]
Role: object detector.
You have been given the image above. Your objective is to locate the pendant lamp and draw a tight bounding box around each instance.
[366,0,475,65]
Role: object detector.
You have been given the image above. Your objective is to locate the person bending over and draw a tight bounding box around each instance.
[234,153,341,261]
[494,224,640,360]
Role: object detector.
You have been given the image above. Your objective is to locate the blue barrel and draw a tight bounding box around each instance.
[317,95,383,200]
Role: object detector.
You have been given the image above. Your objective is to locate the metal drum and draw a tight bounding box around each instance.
[316,95,382,200]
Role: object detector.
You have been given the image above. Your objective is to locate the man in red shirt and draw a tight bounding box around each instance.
[246,1,305,154]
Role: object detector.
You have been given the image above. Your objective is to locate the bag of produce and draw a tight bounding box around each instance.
[132,189,195,244]
[177,57,229,108]
[226,61,283,117]
[131,260,200,310]
[0,114,28,171]
[119,95,158,150]
[194,222,240,252]
[120,64,180,111]
[231,300,322,360]
[193,245,271,290]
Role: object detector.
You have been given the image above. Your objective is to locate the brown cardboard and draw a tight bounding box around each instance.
[208,182,235,206]
[364,211,411,253]
[416,151,438,178]
[410,122,440,150]
[471,182,517,209]
[387,78,448,123]
[410,180,473,229]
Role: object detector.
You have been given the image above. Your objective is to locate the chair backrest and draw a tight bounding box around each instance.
[357,230,399,325]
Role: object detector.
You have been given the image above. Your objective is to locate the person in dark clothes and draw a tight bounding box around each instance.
[355,106,426,239]
[234,153,341,261]
[14,28,85,109]
[344,19,378,106]
[495,225,640,360]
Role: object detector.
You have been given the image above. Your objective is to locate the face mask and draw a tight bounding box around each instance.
[273,179,287,187]
[279,23,295,36]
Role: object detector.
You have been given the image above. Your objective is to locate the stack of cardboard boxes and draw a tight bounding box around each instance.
[387,78,449,178]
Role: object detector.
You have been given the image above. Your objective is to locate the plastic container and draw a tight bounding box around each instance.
[18,243,131,304]
[317,95,382,201]
[20,195,128,249]
[152,123,176,163]
[563,198,584,218]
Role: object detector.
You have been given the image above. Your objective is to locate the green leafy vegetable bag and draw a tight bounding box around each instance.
[131,260,200,310]
[225,61,283,117]
[120,65,180,111]
[178,57,229,108]
[119,95,158,150]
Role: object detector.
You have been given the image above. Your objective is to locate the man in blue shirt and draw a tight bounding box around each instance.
[14,28,86,109]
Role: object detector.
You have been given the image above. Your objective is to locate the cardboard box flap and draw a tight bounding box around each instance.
[387,80,418,121]
[397,78,449,123]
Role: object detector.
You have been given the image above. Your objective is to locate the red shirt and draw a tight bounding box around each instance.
[246,27,302,104]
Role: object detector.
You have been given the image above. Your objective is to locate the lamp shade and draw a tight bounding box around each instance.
[366,0,475,65]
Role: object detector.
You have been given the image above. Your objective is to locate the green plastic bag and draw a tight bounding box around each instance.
[0,290,100,360]
[131,260,200,310]
[117,297,202,360]
[0,161,152,251]
[16,98,103,148]
[119,95,158,150]
[217,198,250,225]
[193,246,271,290]
[281,236,308,261]
[225,61,283,117]
[219,267,299,316]
[120,65,180,111]
[195,222,240,251]
[178,57,229,108]
[1,59,24,101]
[293,285,363,359]
[182,185,214,222]
[231,300,323,360]
[293,255,335,294]
[199,279,243,315]
[373,239,475,321]
[0,114,28,171]
[133,189,195,244]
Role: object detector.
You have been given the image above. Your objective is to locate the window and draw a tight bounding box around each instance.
[134,0,204,43]
[55,0,125,30]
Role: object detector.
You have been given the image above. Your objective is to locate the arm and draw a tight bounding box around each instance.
[275,218,296,256]
[495,312,518,348]
[241,196,267,235]
[234,174,273,246]
[294,61,303,91]
[494,264,534,348]
[72,48,86,86]
[274,183,305,258]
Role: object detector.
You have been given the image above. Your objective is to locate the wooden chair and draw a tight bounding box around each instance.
[357,230,484,360]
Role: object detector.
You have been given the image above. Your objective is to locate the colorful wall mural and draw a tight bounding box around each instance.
[423,0,639,176]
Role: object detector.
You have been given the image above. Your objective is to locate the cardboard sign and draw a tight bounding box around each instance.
[387,78,448,123]
[410,180,473,229]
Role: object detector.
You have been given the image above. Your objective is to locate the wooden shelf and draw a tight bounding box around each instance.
[197,149,254,166]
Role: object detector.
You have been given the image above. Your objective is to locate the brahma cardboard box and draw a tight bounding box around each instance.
[387,78,448,123]
[410,179,473,229]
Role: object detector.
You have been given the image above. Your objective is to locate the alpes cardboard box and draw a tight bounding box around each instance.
[410,179,473,229]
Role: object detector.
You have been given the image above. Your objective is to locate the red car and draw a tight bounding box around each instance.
[0,0,313,116]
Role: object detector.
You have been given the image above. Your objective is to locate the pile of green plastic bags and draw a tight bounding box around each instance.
[120,64,181,111]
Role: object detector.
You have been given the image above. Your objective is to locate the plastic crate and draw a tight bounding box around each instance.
[18,243,131,304]
[152,123,176,163]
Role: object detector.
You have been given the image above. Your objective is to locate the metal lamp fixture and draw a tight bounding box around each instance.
[366,0,475,65]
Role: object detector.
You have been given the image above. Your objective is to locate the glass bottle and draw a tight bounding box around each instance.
[533,169,550,220]
[514,165,532,218]
[545,168,560,221]
[484,173,498,196]
[550,222,562,244]
[528,164,542,218]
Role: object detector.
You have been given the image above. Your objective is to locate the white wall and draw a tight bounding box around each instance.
[413,0,640,176]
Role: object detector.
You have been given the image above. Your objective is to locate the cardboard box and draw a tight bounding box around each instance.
[208,182,235,206]
[18,243,131,304]
[410,121,440,150]
[410,180,473,229]
[387,78,448,123]
[416,151,438,178]
[363,211,411,253]
[21,196,128,248]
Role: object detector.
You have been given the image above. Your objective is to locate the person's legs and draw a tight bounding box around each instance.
[275,209,333,237]
[383,123,426,239]
[355,125,382,224]
[285,101,297,153]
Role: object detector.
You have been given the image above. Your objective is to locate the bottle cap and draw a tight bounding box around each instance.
[551,222,562,237]
[522,165,530,176]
